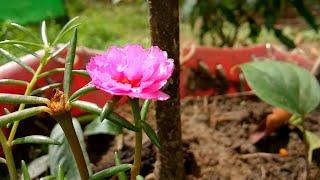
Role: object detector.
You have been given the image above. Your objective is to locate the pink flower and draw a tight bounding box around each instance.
[86,44,174,100]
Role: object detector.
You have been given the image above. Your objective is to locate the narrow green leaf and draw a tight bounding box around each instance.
[0,40,43,48]
[141,121,161,148]
[38,68,89,79]
[49,119,92,179]
[71,100,138,131]
[0,106,49,127]
[273,29,296,49]
[0,48,35,74]
[241,60,320,116]
[41,21,49,47]
[140,100,151,121]
[136,175,144,180]
[21,160,31,180]
[52,23,80,46]
[305,130,320,162]
[46,43,69,62]
[100,101,113,122]
[63,29,77,99]
[10,23,39,41]
[39,176,55,180]
[52,16,79,46]
[69,85,96,102]
[290,0,318,31]
[77,114,96,123]
[114,152,127,180]
[0,93,50,105]
[12,135,61,146]
[13,44,40,58]
[30,83,61,96]
[57,166,64,180]
[4,108,11,128]
[3,108,10,115]
[0,157,6,164]
[84,117,122,136]
[0,79,28,86]
[90,164,132,180]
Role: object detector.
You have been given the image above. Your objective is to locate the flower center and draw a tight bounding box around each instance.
[112,76,141,87]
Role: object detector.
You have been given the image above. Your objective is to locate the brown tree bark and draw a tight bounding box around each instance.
[148,0,184,179]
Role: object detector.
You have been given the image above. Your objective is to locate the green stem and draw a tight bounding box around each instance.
[130,99,142,180]
[54,112,89,180]
[301,118,310,179]
[8,62,46,144]
[0,129,17,180]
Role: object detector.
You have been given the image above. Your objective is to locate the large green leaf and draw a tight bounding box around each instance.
[49,119,91,179]
[84,117,122,136]
[241,60,320,116]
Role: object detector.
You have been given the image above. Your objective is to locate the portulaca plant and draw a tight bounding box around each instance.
[0,18,171,180]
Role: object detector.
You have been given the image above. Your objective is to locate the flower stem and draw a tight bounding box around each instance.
[0,129,17,180]
[130,99,142,180]
[54,112,89,180]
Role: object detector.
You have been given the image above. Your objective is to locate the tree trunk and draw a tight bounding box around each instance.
[148,0,184,179]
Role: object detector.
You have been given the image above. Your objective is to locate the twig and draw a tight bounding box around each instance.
[238,152,279,159]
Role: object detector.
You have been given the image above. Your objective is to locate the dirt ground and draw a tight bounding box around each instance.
[93,94,320,180]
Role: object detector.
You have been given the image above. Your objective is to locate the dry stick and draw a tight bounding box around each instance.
[149,0,184,179]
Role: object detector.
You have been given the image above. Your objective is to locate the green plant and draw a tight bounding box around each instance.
[241,60,320,178]
[0,18,133,179]
[183,0,319,48]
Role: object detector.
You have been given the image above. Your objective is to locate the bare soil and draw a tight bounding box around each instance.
[93,94,320,180]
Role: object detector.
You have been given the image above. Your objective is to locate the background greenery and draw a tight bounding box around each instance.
[0,0,319,65]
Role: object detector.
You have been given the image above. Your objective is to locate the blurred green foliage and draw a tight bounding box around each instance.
[0,1,150,65]
[183,0,319,48]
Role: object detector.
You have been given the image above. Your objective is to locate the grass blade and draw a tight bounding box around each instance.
[69,85,96,102]
[21,160,31,180]
[0,48,35,74]
[0,106,49,127]
[12,135,61,146]
[0,93,50,105]
[0,79,29,86]
[91,164,132,180]
[41,21,49,47]
[30,83,61,96]
[63,29,77,99]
